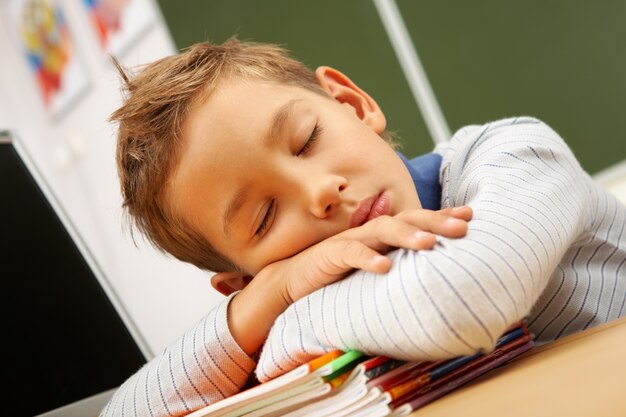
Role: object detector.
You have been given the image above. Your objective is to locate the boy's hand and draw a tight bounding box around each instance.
[225,205,471,356]
[274,205,473,305]
[335,205,472,256]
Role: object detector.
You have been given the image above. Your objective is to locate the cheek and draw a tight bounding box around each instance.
[256,213,336,269]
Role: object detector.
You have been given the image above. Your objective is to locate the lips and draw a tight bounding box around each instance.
[350,191,390,227]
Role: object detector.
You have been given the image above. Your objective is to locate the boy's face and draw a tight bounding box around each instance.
[170,67,421,275]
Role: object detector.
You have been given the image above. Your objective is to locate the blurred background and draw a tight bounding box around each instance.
[1,0,624,414]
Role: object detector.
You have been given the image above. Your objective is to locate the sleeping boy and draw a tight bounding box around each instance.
[101,38,625,417]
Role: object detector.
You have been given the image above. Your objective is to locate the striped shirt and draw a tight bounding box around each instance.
[256,116,626,380]
[100,293,256,417]
[101,117,625,416]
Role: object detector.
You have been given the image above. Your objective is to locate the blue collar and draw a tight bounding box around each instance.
[397,152,442,210]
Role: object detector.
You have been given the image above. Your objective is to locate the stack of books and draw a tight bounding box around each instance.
[188,321,533,417]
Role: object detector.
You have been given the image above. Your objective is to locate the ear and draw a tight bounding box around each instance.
[210,272,253,296]
[314,66,386,134]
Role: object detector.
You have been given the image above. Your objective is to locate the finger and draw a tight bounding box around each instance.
[394,209,469,238]
[325,240,392,275]
[438,205,473,220]
[287,240,393,302]
[338,217,438,252]
[370,217,438,251]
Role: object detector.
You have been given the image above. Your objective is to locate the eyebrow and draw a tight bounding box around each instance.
[223,185,250,235]
[263,99,301,147]
[222,99,302,236]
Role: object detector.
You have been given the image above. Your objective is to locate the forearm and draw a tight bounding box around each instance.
[101,295,256,417]
[259,244,538,377]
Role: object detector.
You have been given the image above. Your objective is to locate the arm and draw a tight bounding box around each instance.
[102,208,470,416]
[256,117,591,381]
[101,294,256,417]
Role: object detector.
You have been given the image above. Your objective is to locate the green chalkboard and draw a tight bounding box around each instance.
[397,0,626,173]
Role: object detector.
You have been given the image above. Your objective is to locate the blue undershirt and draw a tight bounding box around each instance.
[397,152,442,211]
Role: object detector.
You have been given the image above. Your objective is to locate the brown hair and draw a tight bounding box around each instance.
[110,38,325,272]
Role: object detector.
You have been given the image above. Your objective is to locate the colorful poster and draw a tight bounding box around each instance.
[8,0,89,118]
[83,0,153,56]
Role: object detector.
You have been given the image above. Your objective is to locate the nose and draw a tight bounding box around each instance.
[302,174,347,219]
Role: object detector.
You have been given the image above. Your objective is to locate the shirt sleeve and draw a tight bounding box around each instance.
[101,292,256,417]
[255,116,592,382]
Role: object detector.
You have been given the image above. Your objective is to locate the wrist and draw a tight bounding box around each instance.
[227,265,291,356]
[250,262,293,311]
[266,259,295,306]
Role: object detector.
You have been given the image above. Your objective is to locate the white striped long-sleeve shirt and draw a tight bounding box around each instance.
[100,293,256,417]
[255,116,626,381]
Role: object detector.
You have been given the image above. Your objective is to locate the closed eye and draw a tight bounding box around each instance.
[297,123,322,156]
[255,199,275,237]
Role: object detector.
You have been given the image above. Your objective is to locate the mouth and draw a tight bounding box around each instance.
[350,191,390,228]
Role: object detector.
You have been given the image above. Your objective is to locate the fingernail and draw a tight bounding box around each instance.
[413,231,430,240]
[446,217,465,225]
[451,206,468,214]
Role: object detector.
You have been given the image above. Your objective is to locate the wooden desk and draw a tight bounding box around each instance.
[410,317,626,417]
